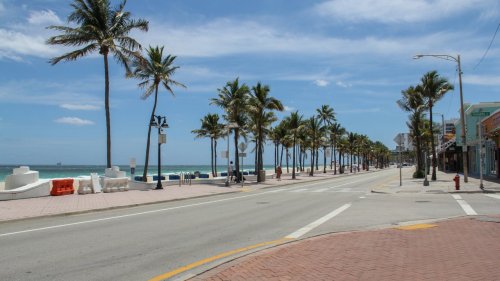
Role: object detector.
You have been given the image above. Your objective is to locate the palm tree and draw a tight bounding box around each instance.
[317,105,336,173]
[306,117,322,176]
[47,0,149,168]
[330,124,344,174]
[211,78,250,183]
[248,83,283,182]
[348,132,357,173]
[129,46,185,181]
[421,71,453,180]
[285,111,303,179]
[397,85,426,178]
[192,114,225,177]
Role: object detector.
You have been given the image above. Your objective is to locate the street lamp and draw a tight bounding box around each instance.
[413,53,468,182]
[225,122,239,187]
[151,115,169,190]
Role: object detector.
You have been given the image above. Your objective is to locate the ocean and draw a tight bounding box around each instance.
[0,164,275,181]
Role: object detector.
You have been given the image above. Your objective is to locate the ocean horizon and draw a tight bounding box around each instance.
[0,164,276,182]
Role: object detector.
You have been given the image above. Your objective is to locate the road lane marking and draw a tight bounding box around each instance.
[312,188,329,192]
[148,237,292,281]
[285,203,352,239]
[0,190,283,238]
[291,188,308,192]
[452,194,478,215]
[484,194,500,200]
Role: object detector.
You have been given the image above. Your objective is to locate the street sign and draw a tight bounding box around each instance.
[471,112,490,117]
[129,158,136,168]
[393,133,405,145]
[238,142,247,152]
[159,134,167,144]
[239,152,247,157]
[221,151,229,158]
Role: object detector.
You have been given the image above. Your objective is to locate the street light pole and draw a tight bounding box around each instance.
[413,53,468,182]
[151,115,168,190]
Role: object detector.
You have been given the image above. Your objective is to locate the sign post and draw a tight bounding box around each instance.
[238,143,247,188]
[394,134,405,186]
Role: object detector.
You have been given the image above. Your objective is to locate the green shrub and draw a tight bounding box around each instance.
[413,170,425,178]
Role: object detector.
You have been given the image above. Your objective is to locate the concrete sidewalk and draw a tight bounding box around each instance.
[0,168,374,222]
[372,167,500,194]
[192,215,500,281]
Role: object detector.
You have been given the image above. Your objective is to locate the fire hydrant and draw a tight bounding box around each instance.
[453,174,460,190]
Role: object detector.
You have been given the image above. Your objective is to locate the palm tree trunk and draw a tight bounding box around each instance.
[103,53,112,168]
[234,128,240,183]
[323,146,327,173]
[350,152,353,173]
[142,84,159,182]
[330,143,333,170]
[429,103,437,181]
[292,135,296,179]
[274,141,277,172]
[214,140,218,177]
[333,141,337,174]
[310,147,315,176]
[339,151,342,174]
[286,148,289,173]
[280,144,284,166]
[210,138,214,177]
[315,148,319,170]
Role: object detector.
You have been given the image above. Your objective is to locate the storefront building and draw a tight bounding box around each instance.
[482,109,500,178]
[455,102,500,177]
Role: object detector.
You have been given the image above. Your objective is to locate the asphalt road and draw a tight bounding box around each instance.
[1,168,499,281]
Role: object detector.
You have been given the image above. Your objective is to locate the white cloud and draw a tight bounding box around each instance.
[138,18,484,61]
[463,74,500,86]
[314,79,330,87]
[55,117,94,126]
[28,10,62,25]
[0,29,58,60]
[0,79,101,106]
[314,0,497,23]
[60,104,100,111]
[284,105,295,112]
[336,81,352,88]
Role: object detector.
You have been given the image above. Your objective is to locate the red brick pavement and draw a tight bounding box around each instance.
[192,216,500,281]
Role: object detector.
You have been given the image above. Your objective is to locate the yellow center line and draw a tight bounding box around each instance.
[395,223,437,230]
[148,237,293,281]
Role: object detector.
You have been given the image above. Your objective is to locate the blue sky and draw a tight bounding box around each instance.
[0,0,499,166]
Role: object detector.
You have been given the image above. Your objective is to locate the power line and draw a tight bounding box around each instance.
[473,23,500,70]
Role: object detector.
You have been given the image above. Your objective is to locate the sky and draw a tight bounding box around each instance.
[0,0,499,166]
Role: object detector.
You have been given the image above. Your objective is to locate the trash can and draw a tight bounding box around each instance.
[259,170,266,182]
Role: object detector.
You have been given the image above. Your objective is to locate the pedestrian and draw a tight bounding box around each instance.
[229,161,234,182]
[276,166,282,181]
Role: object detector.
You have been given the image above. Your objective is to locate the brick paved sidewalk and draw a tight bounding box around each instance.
[193,216,500,281]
